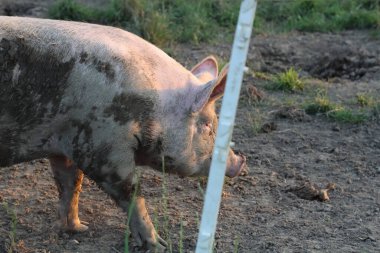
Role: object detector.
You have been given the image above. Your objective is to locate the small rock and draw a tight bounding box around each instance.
[287,181,336,201]
[261,122,277,133]
[70,239,80,244]
[332,126,340,132]
[246,84,265,102]
[175,185,184,191]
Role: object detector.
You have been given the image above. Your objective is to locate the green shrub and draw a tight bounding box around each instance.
[49,0,240,46]
[49,0,100,22]
[255,0,380,33]
[49,0,380,44]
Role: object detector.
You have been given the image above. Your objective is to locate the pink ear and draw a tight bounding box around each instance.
[191,64,229,112]
[208,64,228,102]
[191,56,218,83]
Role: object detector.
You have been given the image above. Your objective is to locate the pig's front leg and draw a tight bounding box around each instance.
[128,196,168,251]
[93,168,167,251]
[49,155,88,232]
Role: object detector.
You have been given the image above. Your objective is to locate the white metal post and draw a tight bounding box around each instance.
[195,1,257,252]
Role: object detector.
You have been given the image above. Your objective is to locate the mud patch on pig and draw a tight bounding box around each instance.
[78,51,115,80]
[103,93,155,125]
[0,37,75,127]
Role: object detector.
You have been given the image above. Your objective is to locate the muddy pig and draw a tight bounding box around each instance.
[0,17,246,251]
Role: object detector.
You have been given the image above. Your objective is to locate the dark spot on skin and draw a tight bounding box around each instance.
[84,142,113,180]
[83,143,140,202]
[87,111,97,121]
[71,120,93,167]
[103,174,140,203]
[93,58,115,81]
[58,105,73,114]
[79,51,115,80]
[103,93,154,125]
[134,120,166,171]
[0,37,75,128]
[118,179,140,202]
[79,52,88,63]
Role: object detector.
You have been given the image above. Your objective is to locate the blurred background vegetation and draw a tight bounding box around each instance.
[49,0,380,46]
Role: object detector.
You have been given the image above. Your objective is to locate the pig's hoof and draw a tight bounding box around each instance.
[132,230,168,252]
[68,223,89,232]
[53,221,89,233]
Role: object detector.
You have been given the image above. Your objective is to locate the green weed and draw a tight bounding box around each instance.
[327,109,368,123]
[233,236,240,253]
[356,93,375,107]
[304,93,339,114]
[254,71,273,81]
[304,92,369,123]
[160,157,173,252]
[2,202,17,253]
[179,216,184,253]
[371,103,380,120]
[246,109,264,136]
[268,68,305,92]
[124,171,140,253]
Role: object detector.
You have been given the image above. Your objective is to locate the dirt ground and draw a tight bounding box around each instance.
[1,1,379,253]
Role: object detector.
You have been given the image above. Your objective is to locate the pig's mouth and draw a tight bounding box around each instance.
[225,153,246,178]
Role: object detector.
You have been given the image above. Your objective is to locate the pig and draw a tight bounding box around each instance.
[0,16,246,250]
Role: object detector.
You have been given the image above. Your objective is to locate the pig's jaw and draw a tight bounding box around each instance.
[225,153,246,178]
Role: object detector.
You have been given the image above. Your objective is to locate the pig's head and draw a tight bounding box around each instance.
[150,56,246,178]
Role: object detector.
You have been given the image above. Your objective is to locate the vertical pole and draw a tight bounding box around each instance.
[195,1,257,252]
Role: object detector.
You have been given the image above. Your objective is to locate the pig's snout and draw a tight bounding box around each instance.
[225,151,246,178]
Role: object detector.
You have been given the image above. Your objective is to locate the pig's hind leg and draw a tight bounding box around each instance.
[49,155,88,232]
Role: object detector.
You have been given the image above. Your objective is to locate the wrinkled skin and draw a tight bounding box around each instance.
[0,17,246,251]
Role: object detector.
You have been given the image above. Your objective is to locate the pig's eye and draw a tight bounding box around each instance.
[203,122,213,135]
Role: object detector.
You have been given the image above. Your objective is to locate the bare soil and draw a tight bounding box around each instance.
[1,1,379,253]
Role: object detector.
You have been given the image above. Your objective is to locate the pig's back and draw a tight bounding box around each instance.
[0,16,195,90]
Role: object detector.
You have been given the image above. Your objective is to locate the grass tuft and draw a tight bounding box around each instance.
[304,91,369,123]
[304,93,339,114]
[327,109,368,123]
[268,68,305,92]
[356,93,375,107]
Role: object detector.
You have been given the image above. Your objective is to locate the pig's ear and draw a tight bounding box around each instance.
[191,64,229,113]
[191,56,219,83]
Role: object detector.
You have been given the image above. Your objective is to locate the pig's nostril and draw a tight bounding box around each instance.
[238,153,246,164]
